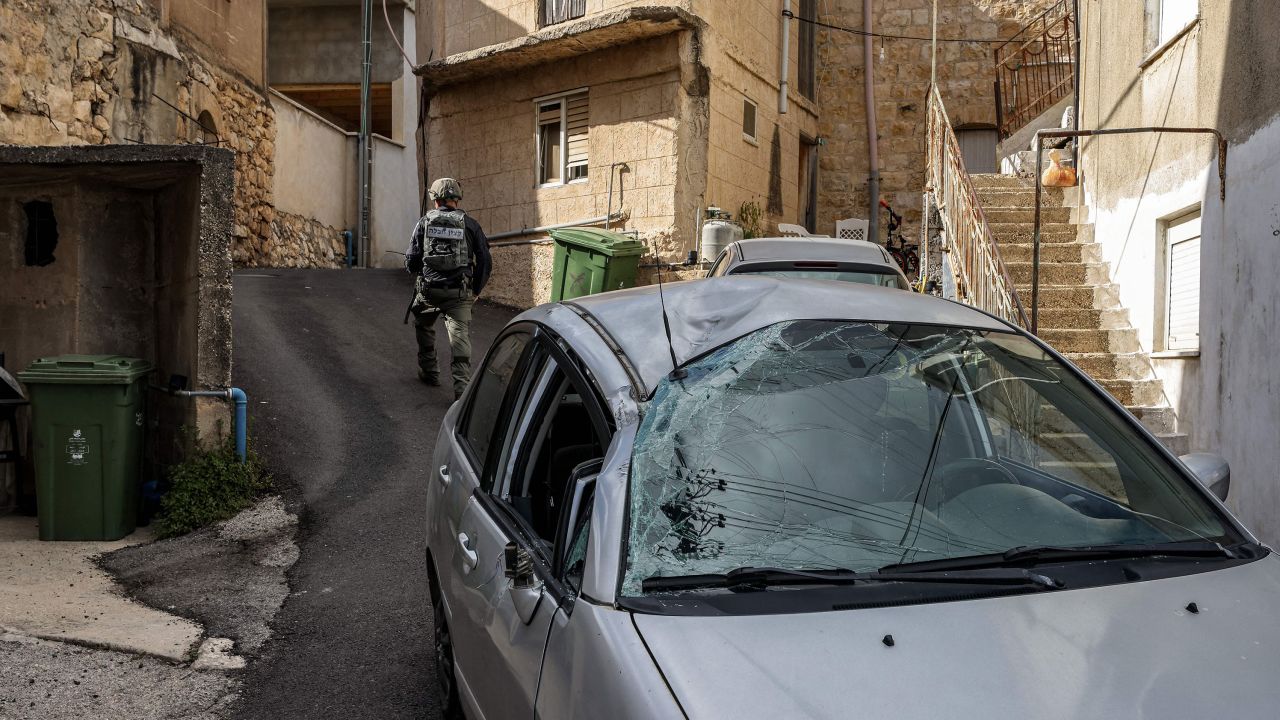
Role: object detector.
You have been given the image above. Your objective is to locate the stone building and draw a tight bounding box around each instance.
[813,0,1057,242]
[414,0,1055,307]
[0,0,422,268]
[415,0,821,307]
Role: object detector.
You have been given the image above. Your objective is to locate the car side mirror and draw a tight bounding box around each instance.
[1180,452,1231,501]
[504,542,543,625]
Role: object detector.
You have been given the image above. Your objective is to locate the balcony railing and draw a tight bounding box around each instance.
[926,85,1029,329]
[993,0,1075,140]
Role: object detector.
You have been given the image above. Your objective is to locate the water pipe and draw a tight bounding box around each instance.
[163,387,249,463]
[343,230,354,268]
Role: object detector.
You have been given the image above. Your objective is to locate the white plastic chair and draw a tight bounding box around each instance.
[835,218,869,242]
[777,223,812,237]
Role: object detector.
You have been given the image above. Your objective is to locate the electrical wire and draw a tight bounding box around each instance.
[383,0,415,65]
[782,9,1006,44]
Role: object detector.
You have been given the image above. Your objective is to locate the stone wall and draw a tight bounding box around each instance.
[814,0,1058,242]
[0,0,342,270]
[268,211,348,268]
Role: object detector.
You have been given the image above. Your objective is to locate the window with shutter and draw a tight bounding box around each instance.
[566,94,589,181]
[1163,211,1201,351]
[535,90,589,186]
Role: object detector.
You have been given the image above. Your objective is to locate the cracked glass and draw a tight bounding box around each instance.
[622,320,1234,595]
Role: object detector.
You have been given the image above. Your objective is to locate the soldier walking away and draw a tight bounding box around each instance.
[405,178,492,399]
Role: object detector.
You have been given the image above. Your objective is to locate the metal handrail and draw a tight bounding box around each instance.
[926,85,1029,329]
[993,0,1075,139]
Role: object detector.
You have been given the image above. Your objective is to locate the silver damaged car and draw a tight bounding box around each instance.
[426,276,1279,720]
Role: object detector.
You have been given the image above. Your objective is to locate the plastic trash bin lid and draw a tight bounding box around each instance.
[547,227,646,257]
[18,355,154,385]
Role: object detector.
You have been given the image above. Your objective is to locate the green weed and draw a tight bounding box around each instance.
[155,440,271,538]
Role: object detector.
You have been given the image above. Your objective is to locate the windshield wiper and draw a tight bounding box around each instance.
[881,541,1237,574]
[641,565,1061,593]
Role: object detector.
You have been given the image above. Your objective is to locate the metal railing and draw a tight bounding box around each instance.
[926,85,1029,329]
[993,0,1075,139]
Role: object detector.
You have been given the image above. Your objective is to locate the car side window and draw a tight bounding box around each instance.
[460,332,532,489]
[501,359,607,552]
[708,249,730,277]
[560,481,594,598]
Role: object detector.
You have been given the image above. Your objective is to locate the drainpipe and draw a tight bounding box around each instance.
[163,388,250,463]
[780,0,792,114]
[343,230,354,268]
[605,162,629,230]
[357,0,374,267]
[864,0,880,243]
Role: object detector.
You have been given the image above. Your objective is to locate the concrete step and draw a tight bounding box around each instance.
[1014,283,1120,309]
[1038,404,1179,437]
[1036,307,1130,330]
[975,187,1070,208]
[1063,352,1151,379]
[1127,406,1179,435]
[987,223,1078,244]
[998,241,1101,264]
[970,174,1039,189]
[1007,261,1109,286]
[1099,378,1165,407]
[983,206,1073,224]
[1155,432,1190,456]
[1038,327,1141,354]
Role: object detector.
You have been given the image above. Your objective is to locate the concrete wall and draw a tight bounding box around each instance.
[1077,0,1280,542]
[0,146,235,457]
[164,0,267,87]
[268,4,406,86]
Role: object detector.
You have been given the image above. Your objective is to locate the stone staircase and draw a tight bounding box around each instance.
[971,174,1189,455]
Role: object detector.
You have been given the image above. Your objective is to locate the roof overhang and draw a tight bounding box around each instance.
[414,6,702,89]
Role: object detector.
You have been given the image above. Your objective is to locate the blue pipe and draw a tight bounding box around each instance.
[343,230,354,268]
[229,387,247,463]
[166,387,249,463]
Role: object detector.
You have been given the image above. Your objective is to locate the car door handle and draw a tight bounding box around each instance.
[457,532,478,573]
[437,464,451,487]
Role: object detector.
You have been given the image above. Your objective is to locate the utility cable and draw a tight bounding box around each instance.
[782,9,1006,44]
[383,0,415,65]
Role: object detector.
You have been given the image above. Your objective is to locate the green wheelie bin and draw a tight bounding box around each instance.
[548,227,645,302]
[18,355,152,541]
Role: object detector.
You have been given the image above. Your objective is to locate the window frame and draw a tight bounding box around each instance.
[1157,209,1202,354]
[469,325,613,606]
[1142,0,1198,66]
[457,327,537,491]
[534,88,590,188]
[539,0,587,28]
[742,97,758,145]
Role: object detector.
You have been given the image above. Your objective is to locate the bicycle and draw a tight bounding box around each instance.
[879,199,919,277]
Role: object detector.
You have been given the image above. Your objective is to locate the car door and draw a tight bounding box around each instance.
[449,331,613,720]
[433,328,536,712]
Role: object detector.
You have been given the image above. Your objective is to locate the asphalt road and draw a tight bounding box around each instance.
[229,268,517,719]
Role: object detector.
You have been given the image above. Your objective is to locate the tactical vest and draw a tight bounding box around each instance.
[420,208,470,273]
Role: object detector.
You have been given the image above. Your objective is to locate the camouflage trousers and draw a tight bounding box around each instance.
[411,283,474,397]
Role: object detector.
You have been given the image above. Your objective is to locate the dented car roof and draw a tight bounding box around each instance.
[560,275,1012,394]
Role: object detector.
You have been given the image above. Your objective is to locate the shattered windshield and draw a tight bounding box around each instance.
[622,321,1236,596]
